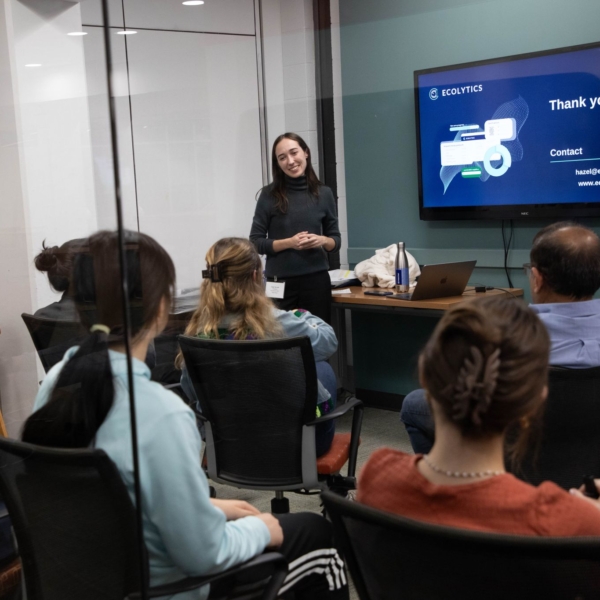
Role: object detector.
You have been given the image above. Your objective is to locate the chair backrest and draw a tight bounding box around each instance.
[151,310,194,385]
[0,438,143,600]
[512,366,600,489]
[178,335,318,487]
[21,313,86,373]
[321,491,600,600]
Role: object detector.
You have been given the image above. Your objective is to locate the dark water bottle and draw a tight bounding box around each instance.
[395,242,409,292]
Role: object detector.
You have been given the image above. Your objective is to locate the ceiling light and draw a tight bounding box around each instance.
[67,32,87,36]
[116,30,137,35]
[183,1,205,5]
[25,63,42,67]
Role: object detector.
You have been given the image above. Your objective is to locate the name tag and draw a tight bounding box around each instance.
[265,281,286,299]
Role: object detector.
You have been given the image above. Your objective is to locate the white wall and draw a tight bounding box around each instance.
[263,0,348,266]
[262,0,319,177]
[124,29,263,290]
[330,0,348,268]
[82,0,264,291]
[0,0,103,436]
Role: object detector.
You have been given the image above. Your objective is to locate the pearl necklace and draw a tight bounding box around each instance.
[422,454,504,479]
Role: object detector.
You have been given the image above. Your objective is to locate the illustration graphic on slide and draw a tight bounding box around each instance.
[439,96,529,193]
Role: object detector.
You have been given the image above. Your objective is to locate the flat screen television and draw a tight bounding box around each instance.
[415,42,600,220]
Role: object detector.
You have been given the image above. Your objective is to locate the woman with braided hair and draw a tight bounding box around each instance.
[358,295,600,535]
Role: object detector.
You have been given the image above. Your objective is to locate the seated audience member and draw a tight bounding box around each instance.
[401,221,600,454]
[358,296,600,535]
[177,237,338,457]
[33,238,86,320]
[22,231,348,600]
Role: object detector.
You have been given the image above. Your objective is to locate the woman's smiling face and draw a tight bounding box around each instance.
[275,138,309,178]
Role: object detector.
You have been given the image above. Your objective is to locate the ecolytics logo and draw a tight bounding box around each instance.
[429,88,439,101]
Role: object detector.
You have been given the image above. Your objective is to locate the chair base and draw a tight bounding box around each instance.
[326,475,357,496]
[271,495,290,514]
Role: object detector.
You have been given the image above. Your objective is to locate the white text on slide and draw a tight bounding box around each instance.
[550,148,582,157]
[441,85,483,97]
[549,96,600,110]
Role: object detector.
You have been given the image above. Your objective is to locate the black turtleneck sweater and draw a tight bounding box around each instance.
[249,176,341,278]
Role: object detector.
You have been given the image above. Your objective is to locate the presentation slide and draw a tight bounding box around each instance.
[417,47,600,210]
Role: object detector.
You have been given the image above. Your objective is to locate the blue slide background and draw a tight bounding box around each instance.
[418,47,600,208]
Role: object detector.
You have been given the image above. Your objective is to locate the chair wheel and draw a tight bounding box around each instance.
[209,486,216,498]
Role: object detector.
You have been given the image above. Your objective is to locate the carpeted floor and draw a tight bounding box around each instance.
[208,405,413,600]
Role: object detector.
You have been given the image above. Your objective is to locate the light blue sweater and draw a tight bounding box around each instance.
[33,348,270,600]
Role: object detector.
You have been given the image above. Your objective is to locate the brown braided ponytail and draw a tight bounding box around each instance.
[419,295,549,451]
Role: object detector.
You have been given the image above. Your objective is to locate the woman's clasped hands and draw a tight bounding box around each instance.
[287,231,327,250]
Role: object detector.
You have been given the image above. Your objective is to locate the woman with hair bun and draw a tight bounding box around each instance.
[250,133,341,324]
[358,295,600,535]
[33,238,86,320]
[177,237,338,457]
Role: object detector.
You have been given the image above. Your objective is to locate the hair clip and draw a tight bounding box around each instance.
[202,264,222,282]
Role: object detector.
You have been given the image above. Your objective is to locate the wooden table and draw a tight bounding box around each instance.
[331,286,523,409]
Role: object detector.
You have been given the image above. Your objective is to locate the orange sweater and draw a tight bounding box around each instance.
[357,449,600,536]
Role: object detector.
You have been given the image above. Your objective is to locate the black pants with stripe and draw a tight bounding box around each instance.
[275,512,348,600]
[209,512,348,600]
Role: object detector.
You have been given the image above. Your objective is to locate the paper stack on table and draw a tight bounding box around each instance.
[329,269,360,288]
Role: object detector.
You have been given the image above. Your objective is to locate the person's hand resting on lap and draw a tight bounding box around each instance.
[570,478,600,510]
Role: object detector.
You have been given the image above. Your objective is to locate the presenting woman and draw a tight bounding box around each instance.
[250,133,341,324]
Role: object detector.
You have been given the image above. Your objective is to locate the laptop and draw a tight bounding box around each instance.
[394,260,477,301]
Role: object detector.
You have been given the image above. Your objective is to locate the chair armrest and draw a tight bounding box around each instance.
[128,552,288,600]
[308,398,364,479]
[305,397,363,426]
[163,383,182,391]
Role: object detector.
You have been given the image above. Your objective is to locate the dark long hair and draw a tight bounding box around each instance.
[270,132,322,213]
[22,230,175,448]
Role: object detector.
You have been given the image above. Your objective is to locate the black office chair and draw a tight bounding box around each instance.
[510,366,600,490]
[178,335,363,513]
[21,313,180,395]
[151,309,195,386]
[321,490,600,600]
[0,437,287,600]
[21,313,85,373]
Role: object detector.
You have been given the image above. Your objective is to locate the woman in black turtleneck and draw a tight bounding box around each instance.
[249,132,341,323]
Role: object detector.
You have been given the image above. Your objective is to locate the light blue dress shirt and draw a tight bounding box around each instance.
[530,299,600,368]
[33,348,270,600]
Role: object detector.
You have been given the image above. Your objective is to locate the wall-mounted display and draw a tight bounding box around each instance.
[415,42,600,220]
